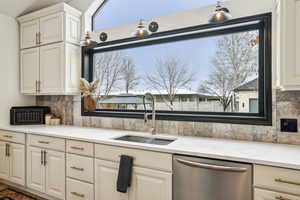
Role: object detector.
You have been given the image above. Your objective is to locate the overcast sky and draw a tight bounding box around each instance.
[93,0,219,30]
[93,0,258,92]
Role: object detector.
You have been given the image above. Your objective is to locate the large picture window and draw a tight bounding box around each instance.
[82,13,272,125]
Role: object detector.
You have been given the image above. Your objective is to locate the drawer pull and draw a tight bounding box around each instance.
[275,178,300,186]
[275,196,291,200]
[70,166,84,171]
[3,135,13,139]
[71,146,84,151]
[38,141,50,144]
[71,192,85,198]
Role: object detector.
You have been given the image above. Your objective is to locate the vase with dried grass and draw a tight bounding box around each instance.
[79,78,100,111]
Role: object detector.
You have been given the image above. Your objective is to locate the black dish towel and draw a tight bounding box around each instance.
[117,155,134,193]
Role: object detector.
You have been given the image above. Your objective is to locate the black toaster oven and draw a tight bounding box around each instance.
[10,106,51,125]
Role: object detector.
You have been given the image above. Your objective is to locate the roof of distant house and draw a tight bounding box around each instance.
[99,89,218,99]
[234,78,258,92]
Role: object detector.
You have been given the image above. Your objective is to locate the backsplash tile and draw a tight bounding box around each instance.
[36,90,300,145]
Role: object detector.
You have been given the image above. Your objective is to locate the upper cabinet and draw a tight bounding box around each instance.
[20,20,40,49]
[39,13,64,46]
[19,4,81,49]
[18,3,82,95]
[276,0,300,90]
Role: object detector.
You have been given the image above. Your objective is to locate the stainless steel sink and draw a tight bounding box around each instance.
[114,135,176,145]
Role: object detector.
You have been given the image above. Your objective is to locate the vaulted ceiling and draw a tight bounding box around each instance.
[0,0,96,18]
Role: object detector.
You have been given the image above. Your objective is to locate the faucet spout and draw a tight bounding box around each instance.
[143,93,156,135]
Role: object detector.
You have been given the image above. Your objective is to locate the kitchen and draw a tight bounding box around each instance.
[0,0,300,200]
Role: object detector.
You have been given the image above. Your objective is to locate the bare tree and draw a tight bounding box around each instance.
[198,31,259,111]
[121,57,139,93]
[145,57,194,110]
[94,51,124,97]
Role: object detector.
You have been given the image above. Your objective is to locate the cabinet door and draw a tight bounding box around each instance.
[0,141,9,180]
[20,19,39,49]
[9,143,25,186]
[95,159,129,200]
[130,167,172,200]
[27,146,45,193]
[40,13,64,45]
[45,150,65,200]
[40,43,64,94]
[277,0,300,90]
[65,43,80,94]
[20,48,40,94]
[65,14,81,44]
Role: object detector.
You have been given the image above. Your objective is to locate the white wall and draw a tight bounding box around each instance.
[0,13,35,123]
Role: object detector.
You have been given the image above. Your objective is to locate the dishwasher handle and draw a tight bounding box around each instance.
[176,158,248,172]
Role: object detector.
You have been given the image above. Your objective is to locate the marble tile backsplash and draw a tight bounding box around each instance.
[36,90,300,145]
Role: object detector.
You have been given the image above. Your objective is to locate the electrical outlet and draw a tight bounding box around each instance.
[280,119,298,132]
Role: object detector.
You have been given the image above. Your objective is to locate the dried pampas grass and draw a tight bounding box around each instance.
[79,78,99,96]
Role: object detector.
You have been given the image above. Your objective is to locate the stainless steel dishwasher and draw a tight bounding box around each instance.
[173,155,253,200]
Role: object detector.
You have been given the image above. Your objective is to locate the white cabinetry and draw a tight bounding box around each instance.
[254,165,300,200]
[40,43,64,94]
[0,131,26,186]
[66,140,94,200]
[27,146,45,193]
[130,167,172,200]
[95,159,129,200]
[20,48,40,94]
[20,20,39,49]
[276,0,300,90]
[27,135,66,200]
[39,13,64,45]
[94,144,172,200]
[19,3,81,49]
[45,150,65,199]
[18,3,81,95]
[0,141,9,180]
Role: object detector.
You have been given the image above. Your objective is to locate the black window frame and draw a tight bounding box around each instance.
[82,13,272,126]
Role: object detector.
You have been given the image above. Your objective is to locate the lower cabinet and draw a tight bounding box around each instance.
[255,188,300,200]
[95,159,172,200]
[130,167,172,200]
[95,159,128,200]
[0,141,9,180]
[67,178,94,200]
[0,141,25,186]
[27,146,65,200]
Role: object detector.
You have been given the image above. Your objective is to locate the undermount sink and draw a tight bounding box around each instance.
[114,135,176,145]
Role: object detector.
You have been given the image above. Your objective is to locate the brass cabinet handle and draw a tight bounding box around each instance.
[71,192,85,198]
[3,135,13,139]
[70,166,84,171]
[38,141,49,144]
[6,143,10,157]
[70,146,84,151]
[275,178,300,186]
[275,196,291,200]
[41,150,44,165]
[38,81,41,92]
[39,32,42,44]
[36,80,38,93]
[36,33,38,45]
[43,151,47,166]
[5,144,9,157]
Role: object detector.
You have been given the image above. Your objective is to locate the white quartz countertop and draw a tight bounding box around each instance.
[0,122,300,170]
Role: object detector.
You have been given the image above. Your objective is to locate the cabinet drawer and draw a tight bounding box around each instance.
[67,178,94,200]
[67,154,93,183]
[95,144,172,172]
[255,188,300,200]
[0,130,25,144]
[67,140,94,157]
[254,165,300,196]
[28,134,65,151]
